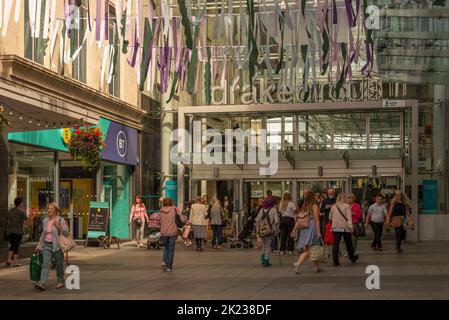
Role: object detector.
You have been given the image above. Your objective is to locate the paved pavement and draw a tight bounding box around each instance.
[0,238,449,300]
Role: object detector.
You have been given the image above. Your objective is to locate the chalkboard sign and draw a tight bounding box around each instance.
[85,202,110,247]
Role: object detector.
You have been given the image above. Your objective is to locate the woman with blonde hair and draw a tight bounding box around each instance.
[34,202,69,291]
[278,192,296,255]
[209,197,224,249]
[386,190,413,253]
[329,193,359,266]
[190,196,208,251]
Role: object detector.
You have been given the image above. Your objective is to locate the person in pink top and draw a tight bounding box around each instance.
[348,193,363,255]
[129,196,150,248]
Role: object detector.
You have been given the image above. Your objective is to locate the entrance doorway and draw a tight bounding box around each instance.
[350,176,401,205]
[297,180,346,202]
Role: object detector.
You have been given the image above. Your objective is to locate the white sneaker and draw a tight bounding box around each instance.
[136,243,140,248]
[293,262,299,267]
[288,251,294,255]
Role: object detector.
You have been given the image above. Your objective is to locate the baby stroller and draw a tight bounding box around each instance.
[237,211,256,249]
[147,212,162,250]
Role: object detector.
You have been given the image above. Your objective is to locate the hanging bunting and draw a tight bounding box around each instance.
[2,0,14,37]
[96,0,102,41]
[104,0,109,41]
[139,17,153,91]
[204,46,212,105]
[14,0,21,23]
[177,0,192,49]
[186,24,200,95]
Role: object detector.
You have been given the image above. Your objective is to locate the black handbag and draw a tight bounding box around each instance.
[354,221,366,237]
[134,218,143,228]
[175,210,185,228]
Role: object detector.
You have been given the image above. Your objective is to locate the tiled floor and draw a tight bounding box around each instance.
[0,239,448,299]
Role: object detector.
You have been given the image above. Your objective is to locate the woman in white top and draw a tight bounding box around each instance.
[190,196,208,251]
[329,193,359,266]
[278,192,296,255]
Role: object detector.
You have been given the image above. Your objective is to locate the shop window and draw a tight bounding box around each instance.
[72,1,88,83]
[24,0,45,64]
[333,113,367,150]
[370,112,401,149]
[298,114,332,150]
[8,144,55,242]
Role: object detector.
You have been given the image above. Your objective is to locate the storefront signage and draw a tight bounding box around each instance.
[62,128,71,145]
[211,78,383,105]
[102,121,138,166]
[422,180,438,214]
[85,202,110,245]
[165,180,178,206]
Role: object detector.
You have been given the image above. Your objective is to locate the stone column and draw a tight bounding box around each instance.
[433,85,447,214]
[161,94,174,199]
[0,131,9,248]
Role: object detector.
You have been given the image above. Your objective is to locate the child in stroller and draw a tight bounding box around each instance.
[147,211,162,250]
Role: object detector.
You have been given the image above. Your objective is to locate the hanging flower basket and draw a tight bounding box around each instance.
[68,126,106,169]
[0,106,10,135]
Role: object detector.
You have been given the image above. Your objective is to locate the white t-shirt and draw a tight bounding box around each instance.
[368,203,387,223]
[279,202,297,218]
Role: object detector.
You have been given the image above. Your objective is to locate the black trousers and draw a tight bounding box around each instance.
[279,217,295,252]
[332,232,356,264]
[370,222,384,249]
[8,233,23,255]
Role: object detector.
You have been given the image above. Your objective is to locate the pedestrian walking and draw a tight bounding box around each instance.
[329,194,359,266]
[182,201,194,247]
[209,197,224,249]
[278,192,296,255]
[129,196,150,248]
[190,196,208,251]
[320,188,337,235]
[365,195,387,251]
[348,193,363,255]
[292,192,323,274]
[160,198,186,272]
[34,203,68,291]
[5,197,28,267]
[255,197,280,267]
[386,190,413,253]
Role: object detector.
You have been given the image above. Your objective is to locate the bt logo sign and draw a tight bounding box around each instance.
[116,131,128,158]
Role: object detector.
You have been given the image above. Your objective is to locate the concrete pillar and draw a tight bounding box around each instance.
[161,94,173,198]
[433,85,447,214]
[201,117,207,196]
[0,132,9,248]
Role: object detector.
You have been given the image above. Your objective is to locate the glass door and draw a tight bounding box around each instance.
[297,180,346,201]
[350,176,401,205]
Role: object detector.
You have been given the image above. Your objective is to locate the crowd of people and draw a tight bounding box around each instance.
[2,188,414,289]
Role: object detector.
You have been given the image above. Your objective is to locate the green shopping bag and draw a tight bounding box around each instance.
[29,253,42,283]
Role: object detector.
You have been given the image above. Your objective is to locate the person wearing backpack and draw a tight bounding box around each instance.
[291,192,322,274]
[329,193,359,266]
[255,197,280,267]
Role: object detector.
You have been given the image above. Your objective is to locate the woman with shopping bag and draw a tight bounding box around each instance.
[34,202,69,291]
[386,190,413,254]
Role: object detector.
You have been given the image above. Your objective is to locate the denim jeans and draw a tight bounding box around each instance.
[211,225,223,246]
[40,242,64,285]
[162,235,177,269]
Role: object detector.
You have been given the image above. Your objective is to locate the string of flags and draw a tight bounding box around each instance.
[0,0,375,104]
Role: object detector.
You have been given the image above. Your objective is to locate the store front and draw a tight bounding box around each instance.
[7,118,138,241]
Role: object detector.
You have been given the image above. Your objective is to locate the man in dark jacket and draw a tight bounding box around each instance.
[320,188,336,234]
[5,197,28,267]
